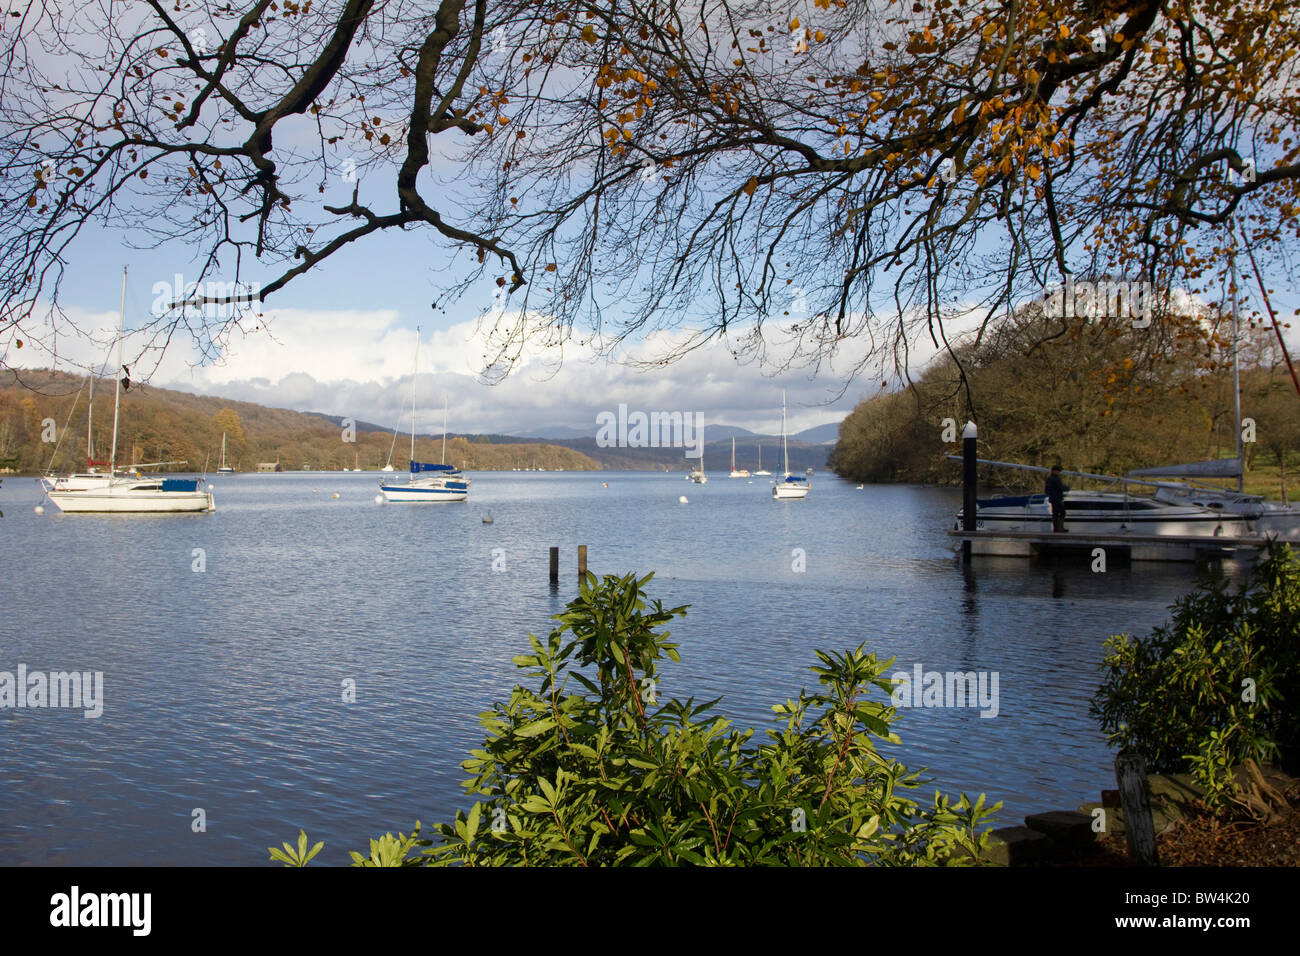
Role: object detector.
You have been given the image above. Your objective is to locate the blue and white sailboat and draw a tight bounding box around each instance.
[379,331,469,503]
[772,390,809,500]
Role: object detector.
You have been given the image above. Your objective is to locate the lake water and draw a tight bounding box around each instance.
[0,470,1238,865]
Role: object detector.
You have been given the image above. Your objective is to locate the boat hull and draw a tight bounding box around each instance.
[969,492,1248,537]
[47,490,214,513]
[773,480,810,499]
[379,483,468,502]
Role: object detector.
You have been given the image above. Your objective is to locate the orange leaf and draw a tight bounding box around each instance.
[742,177,758,196]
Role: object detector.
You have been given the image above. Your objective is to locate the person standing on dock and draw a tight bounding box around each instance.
[1045,465,1068,533]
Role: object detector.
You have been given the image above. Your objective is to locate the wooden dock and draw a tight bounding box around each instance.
[948,528,1266,563]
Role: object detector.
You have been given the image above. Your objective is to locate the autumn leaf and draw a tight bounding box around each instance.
[742,177,758,196]
[581,25,597,44]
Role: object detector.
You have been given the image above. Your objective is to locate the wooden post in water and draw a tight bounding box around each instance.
[961,421,978,562]
[577,545,588,580]
[549,546,559,587]
[1115,750,1160,866]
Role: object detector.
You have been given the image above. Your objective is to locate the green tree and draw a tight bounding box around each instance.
[1090,542,1300,811]
[273,572,998,866]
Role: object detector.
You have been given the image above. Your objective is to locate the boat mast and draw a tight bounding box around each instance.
[1231,231,1243,493]
[731,436,736,471]
[409,328,419,466]
[87,364,94,467]
[781,390,790,475]
[109,266,127,476]
[440,393,448,465]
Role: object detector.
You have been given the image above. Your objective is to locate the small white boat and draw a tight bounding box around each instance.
[773,391,809,500]
[43,268,214,515]
[728,437,750,478]
[48,476,214,513]
[688,443,707,483]
[217,432,235,473]
[754,442,771,476]
[379,330,469,503]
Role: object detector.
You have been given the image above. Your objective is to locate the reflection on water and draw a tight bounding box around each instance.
[0,471,1241,864]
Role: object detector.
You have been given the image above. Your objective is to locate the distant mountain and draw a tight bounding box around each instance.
[792,421,842,444]
[500,424,593,440]
[500,421,839,443]
[0,370,837,474]
[482,434,829,472]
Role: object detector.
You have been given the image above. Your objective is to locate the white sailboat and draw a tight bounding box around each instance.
[217,433,235,473]
[379,329,469,503]
[44,268,215,514]
[689,439,707,483]
[754,442,771,476]
[728,436,750,478]
[772,391,810,499]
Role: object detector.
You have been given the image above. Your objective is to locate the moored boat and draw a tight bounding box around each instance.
[379,329,469,503]
[773,391,809,500]
[963,489,1248,537]
[42,268,214,514]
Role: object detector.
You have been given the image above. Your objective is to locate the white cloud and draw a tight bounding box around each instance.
[1,295,996,437]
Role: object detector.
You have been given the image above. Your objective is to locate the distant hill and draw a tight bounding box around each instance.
[0,369,836,474]
[0,370,597,474]
[502,420,841,443]
[792,422,841,444]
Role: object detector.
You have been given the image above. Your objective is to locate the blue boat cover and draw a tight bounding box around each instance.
[161,478,199,492]
[410,461,459,473]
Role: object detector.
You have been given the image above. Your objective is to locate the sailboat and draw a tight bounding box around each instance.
[754,442,771,476]
[728,436,750,478]
[43,268,215,513]
[217,433,235,473]
[772,391,810,500]
[379,329,469,502]
[688,441,707,483]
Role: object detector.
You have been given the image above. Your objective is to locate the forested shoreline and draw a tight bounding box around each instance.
[0,370,598,474]
[828,305,1299,497]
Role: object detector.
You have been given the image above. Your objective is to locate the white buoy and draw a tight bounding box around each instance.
[207,483,214,491]
[332,492,340,499]
[679,495,688,504]
[34,505,44,515]
[373,494,384,505]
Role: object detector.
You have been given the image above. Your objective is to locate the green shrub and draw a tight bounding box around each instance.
[1090,541,1300,809]
[273,571,998,866]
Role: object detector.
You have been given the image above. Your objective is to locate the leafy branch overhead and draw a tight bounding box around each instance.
[4,1,1297,375]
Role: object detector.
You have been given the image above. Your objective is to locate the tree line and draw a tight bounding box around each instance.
[828,302,1300,498]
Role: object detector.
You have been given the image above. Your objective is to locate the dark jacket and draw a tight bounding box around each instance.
[1045,473,1067,507]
